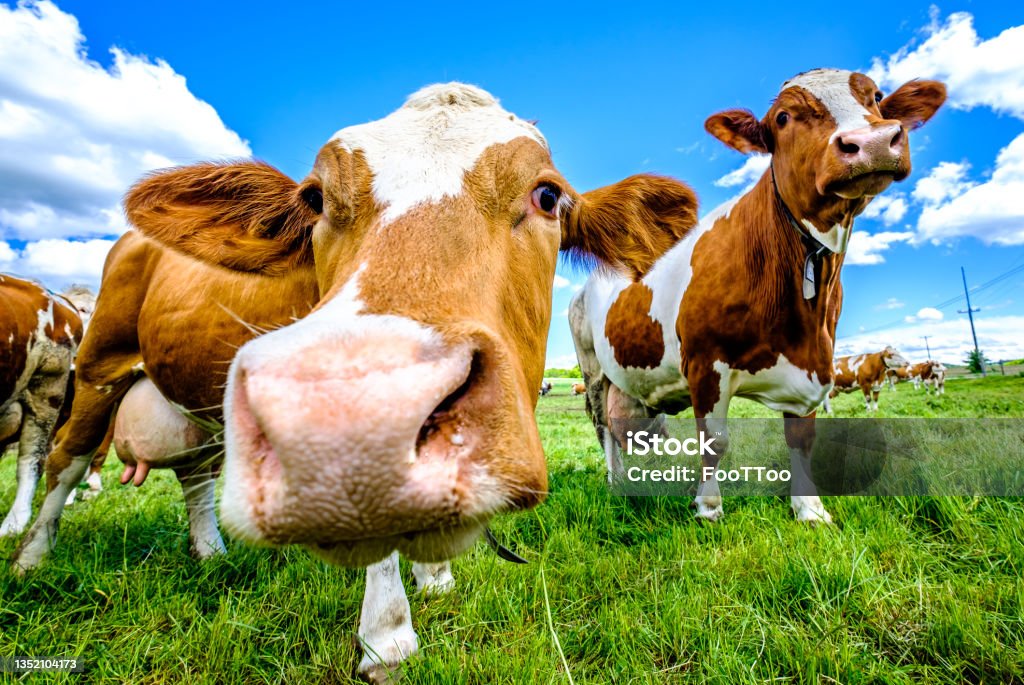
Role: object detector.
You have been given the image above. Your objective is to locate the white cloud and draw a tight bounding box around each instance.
[837,315,1024,364]
[0,238,114,287]
[912,161,975,205]
[544,353,579,370]
[0,0,249,262]
[904,307,944,323]
[846,230,913,265]
[860,193,908,226]
[553,274,571,289]
[713,154,770,188]
[914,134,1024,245]
[866,10,1024,247]
[875,297,905,311]
[868,10,1024,120]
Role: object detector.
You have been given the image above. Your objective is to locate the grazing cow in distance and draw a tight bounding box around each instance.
[886,364,910,391]
[13,83,698,678]
[1,274,82,536]
[539,380,553,396]
[827,346,910,412]
[571,68,945,525]
[910,360,946,394]
[571,382,587,396]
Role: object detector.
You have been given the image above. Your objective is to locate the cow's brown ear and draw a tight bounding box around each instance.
[880,79,947,130]
[705,109,770,154]
[124,161,317,276]
[561,174,698,279]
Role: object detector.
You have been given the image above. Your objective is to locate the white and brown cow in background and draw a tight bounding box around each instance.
[571,68,945,525]
[12,83,697,679]
[1,274,82,536]
[827,346,910,412]
[885,363,910,391]
[910,360,946,394]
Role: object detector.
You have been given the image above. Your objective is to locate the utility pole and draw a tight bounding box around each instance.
[958,266,985,376]
[922,335,932,360]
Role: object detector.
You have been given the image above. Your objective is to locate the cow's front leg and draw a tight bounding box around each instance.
[784,411,832,524]
[175,463,226,559]
[691,366,732,522]
[357,551,418,683]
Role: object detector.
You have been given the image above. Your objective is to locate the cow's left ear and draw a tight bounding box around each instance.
[880,80,947,129]
[561,175,698,279]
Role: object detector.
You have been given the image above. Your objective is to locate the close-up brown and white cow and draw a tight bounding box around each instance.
[570,68,946,525]
[7,83,698,678]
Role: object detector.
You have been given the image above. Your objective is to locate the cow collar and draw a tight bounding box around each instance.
[770,164,834,300]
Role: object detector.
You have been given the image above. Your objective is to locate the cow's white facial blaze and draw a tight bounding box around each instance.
[783,69,871,141]
[330,83,547,226]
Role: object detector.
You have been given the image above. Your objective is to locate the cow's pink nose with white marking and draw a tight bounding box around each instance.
[222,319,490,548]
[834,124,904,169]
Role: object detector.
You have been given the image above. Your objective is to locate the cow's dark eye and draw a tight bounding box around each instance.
[301,186,323,214]
[776,111,790,127]
[874,91,884,104]
[532,184,561,216]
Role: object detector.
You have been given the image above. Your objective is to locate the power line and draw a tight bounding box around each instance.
[841,260,1024,339]
[958,266,985,376]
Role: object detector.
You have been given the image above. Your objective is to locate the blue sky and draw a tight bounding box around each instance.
[2,1,1023,366]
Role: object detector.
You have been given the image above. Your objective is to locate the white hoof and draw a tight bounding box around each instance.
[793,505,833,525]
[357,627,418,683]
[694,501,724,523]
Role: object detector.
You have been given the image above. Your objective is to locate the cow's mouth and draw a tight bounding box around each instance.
[309,521,486,567]
[826,170,900,199]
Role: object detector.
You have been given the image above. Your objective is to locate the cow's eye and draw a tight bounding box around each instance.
[776,111,790,127]
[874,91,884,104]
[532,184,561,216]
[301,186,324,214]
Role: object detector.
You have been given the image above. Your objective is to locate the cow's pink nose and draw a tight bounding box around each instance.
[225,324,486,542]
[834,124,903,167]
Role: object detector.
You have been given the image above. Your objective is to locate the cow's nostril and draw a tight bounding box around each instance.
[890,128,903,148]
[837,138,860,155]
[415,351,481,455]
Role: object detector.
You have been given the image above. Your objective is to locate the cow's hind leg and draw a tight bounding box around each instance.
[412,560,453,595]
[357,551,418,683]
[784,411,832,524]
[65,421,113,506]
[175,461,226,559]
[1,362,69,538]
[12,366,135,573]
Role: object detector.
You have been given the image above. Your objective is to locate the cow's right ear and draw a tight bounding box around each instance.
[124,161,317,276]
[705,109,770,154]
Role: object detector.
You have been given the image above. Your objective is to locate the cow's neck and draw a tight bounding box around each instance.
[733,171,845,330]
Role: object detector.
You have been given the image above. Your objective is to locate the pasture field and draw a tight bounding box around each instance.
[1,376,1022,683]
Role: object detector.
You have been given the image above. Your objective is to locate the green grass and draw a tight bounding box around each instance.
[2,377,1023,683]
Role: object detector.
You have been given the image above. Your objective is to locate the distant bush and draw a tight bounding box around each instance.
[545,365,582,378]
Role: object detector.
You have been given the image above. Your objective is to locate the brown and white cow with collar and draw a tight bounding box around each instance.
[12,83,697,678]
[1,275,82,536]
[826,346,910,412]
[570,68,944,524]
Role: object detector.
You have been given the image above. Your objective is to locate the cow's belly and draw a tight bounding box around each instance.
[733,354,830,416]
